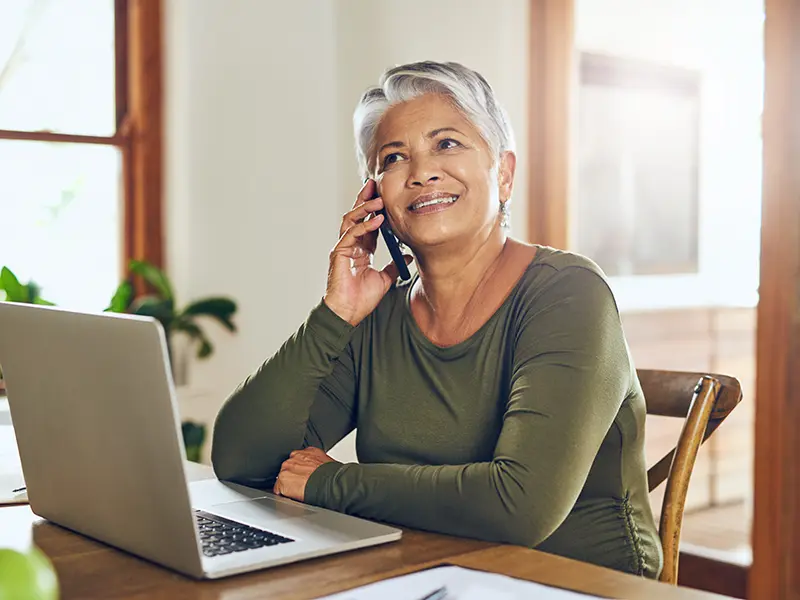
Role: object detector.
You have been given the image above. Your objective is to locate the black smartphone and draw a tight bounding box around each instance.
[371,185,411,281]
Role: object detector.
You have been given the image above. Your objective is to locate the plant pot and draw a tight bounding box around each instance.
[168,333,192,388]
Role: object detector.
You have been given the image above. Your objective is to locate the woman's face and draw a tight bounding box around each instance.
[373,93,514,250]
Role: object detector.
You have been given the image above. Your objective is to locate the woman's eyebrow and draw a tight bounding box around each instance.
[378,140,405,154]
[427,127,465,138]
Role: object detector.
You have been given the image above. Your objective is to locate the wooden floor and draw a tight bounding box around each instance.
[680,500,752,564]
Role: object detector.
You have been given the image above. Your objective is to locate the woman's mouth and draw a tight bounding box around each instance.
[408,194,460,215]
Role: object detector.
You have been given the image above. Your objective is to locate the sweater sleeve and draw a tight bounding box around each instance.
[304,267,632,547]
[211,300,359,487]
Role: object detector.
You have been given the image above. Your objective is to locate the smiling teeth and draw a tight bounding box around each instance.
[411,196,458,211]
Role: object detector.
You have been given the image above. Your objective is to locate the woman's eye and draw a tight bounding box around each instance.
[438,138,462,150]
[382,153,404,168]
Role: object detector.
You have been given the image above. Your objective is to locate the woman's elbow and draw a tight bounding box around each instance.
[209,417,250,482]
[210,442,238,482]
[490,512,560,548]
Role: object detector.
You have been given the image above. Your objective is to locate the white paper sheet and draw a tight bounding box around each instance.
[318,565,604,600]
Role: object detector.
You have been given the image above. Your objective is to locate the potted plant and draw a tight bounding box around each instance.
[0,267,55,394]
[0,261,237,462]
[106,259,239,461]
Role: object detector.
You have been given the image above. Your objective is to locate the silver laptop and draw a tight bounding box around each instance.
[0,301,401,579]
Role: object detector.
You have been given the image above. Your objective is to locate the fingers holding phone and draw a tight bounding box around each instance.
[324,180,412,327]
[357,179,412,282]
[339,179,382,242]
[375,207,412,282]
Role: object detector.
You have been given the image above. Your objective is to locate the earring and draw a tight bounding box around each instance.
[499,200,511,229]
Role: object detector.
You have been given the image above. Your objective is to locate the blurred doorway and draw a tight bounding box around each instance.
[571,0,763,567]
[528,0,764,586]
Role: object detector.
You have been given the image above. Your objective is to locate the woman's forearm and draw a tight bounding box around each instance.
[211,301,354,485]
[305,459,576,547]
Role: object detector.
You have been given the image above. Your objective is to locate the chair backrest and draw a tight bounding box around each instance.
[638,369,742,585]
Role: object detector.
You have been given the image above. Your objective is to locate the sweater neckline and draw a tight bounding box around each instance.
[402,245,549,357]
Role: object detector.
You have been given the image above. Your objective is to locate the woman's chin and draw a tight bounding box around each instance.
[404,226,464,251]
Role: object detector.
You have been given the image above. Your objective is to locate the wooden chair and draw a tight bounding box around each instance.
[638,369,743,585]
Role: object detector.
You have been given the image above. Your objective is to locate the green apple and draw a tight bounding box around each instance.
[0,546,59,600]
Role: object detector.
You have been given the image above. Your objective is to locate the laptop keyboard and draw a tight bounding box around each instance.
[194,510,295,557]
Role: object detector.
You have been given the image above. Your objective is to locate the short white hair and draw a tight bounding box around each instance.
[353,61,516,179]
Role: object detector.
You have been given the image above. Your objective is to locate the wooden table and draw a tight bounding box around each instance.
[0,452,731,598]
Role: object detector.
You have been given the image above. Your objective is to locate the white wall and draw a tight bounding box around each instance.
[164,0,530,462]
[165,0,341,461]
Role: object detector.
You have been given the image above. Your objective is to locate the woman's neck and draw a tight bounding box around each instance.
[412,226,509,325]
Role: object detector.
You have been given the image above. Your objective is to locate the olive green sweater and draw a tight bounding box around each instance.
[211,246,663,578]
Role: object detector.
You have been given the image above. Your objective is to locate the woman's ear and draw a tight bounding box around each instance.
[498,151,517,202]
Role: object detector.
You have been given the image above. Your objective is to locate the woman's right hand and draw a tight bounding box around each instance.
[323,180,412,327]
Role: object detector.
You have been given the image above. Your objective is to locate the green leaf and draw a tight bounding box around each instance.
[181,421,206,462]
[174,319,214,359]
[26,282,40,304]
[131,296,175,330]
[184,445,202,463]
[181,297,237,332]
[128,260,174,301]
[197,338,213,358]
[174,319,200,336]
[105,281,133,313]
[33,298,55,306]
[181,420,206,446]
[0,267,26,302]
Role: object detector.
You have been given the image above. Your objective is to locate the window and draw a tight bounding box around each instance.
[571,47,763,311]
[575,53,701,278]
[0,0,162,311]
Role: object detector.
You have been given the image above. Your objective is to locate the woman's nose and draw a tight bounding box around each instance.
[407,156,444,187]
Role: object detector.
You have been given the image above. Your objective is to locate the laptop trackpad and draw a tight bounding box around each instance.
[210,496,318,523]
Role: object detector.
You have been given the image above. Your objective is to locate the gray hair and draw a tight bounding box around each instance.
[353,61,516,179]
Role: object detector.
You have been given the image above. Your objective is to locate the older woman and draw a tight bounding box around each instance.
[212,61,663,578]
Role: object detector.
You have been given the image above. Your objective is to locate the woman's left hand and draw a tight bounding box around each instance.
[274,447,339,502]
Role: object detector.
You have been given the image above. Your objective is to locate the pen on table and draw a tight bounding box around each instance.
[417,586,449,600]
[12,486,26,493]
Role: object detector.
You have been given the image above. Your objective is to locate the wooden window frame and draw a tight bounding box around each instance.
[527,0,572,248]
[123,0,164,274]
[750,0,800,597]
[0,0,164,276]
